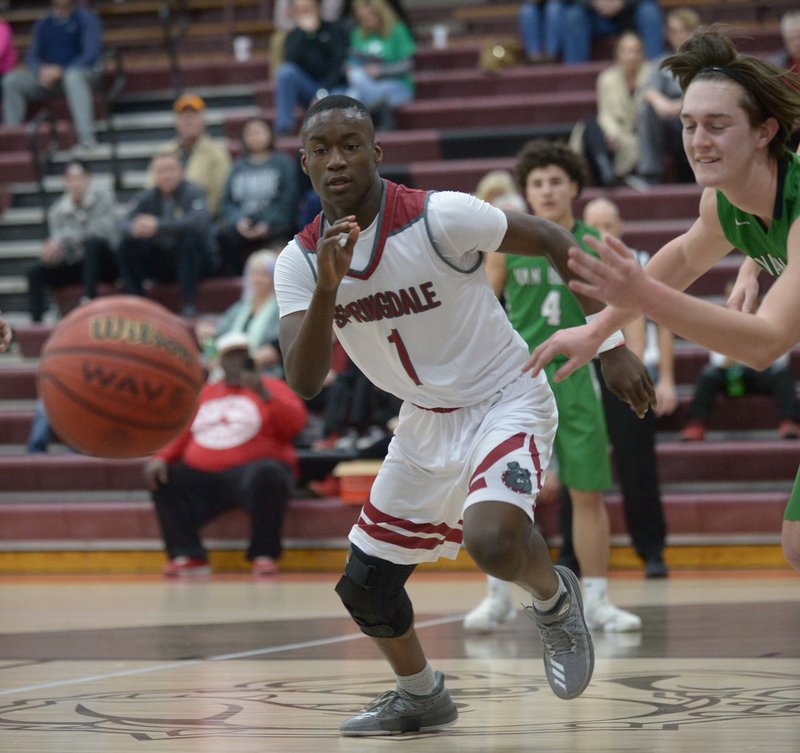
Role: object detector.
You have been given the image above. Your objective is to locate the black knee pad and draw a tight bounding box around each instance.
[335,546,415,638]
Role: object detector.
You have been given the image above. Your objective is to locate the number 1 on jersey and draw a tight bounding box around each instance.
[387,328,422,385]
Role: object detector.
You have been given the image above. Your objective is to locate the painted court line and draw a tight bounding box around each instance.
[0,614,465,697]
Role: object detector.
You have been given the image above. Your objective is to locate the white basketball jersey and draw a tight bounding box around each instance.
[275,180,537,408]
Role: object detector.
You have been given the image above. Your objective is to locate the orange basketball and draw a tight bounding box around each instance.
[37,296,204,458]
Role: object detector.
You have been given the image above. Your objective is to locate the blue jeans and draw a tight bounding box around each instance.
[345,66,413,111]
[562,0,664,63]
[274,62,324,134]
[117,233,211,308]
[27,400,53,453]
[518,0,566,58]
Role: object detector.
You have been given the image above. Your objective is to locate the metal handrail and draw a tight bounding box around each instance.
[101,47,127,193]
[26,108,60,232]
[159,0,190,97]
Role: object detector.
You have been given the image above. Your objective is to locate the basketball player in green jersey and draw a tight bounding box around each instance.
[527,28,800,571]
[465,140,641,633]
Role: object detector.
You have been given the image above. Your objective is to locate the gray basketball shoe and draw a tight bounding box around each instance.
[340,670,458,736]
[524,565,595,699]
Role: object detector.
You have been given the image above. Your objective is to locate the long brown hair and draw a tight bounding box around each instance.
[662,27,800,159]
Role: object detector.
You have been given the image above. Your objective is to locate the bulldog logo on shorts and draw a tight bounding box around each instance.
[502,461,532,494]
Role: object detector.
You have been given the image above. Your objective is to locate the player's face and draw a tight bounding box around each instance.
[300,108,382,217]
[524,165,577,226]
[680,80,765,189]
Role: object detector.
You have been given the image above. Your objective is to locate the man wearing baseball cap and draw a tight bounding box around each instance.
[151,92,231,218]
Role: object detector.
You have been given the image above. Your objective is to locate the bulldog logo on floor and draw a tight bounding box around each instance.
[0,668,798,740]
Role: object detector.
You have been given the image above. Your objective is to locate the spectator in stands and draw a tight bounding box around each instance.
[769,10,800,74]
[270,0,345,79]
[518,0,565,64]
[682,283,800,443]
[117,150,213,317]
[216,117,298,276]
[157,93,232,220]
[0,17,18,100]
[313,355,400,453]
[574,31,651,188]
[569,195,672,579]
[195,249,284,376]
[769,10,800,152]
[274,0,349,135]
[561,0,664,64]
[344,0,415,131]
[682,349,800,442]
[2,0,103,153]
[635,7,699,185]
[0,315,11,352]
[145,331,308,577]
[27,159,119,323]
[474,169,527,212]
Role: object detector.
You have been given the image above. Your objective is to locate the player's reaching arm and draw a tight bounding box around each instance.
[279,217,359,399]
[526,188,734,381]
[498,211,656,416]
[564,213,800,371]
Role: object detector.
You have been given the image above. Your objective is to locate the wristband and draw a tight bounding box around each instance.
[597,330,625,354]
[585,313,625,354]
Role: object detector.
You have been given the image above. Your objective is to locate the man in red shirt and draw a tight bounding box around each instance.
[144,332,308,577]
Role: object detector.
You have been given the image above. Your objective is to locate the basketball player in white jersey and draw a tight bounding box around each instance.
[274,95,655,736]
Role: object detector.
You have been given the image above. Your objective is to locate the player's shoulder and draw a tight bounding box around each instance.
[293,214,323,253]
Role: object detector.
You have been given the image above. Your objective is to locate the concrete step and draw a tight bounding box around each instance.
[0,493,359,548]
[0,487,786,552]
[0,438,794,490]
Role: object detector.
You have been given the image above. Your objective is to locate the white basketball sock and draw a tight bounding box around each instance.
[397,661,437,696]
[533,576,567,613]
[581,576,609,606]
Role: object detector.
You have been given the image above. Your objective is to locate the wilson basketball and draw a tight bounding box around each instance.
[37,296,204,458]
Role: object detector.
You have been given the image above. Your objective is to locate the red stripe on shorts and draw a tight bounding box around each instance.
[529,434,544,491]
[468,432,526,488]
[357,498,463,550]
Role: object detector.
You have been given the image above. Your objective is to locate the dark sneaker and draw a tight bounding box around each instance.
[339,670,458,736]
[645,554,669,579]
[524,565,594,699]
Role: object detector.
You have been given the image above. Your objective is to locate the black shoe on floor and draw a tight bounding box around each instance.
[645,555,668,579]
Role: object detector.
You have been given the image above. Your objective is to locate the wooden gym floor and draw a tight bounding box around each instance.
[0,570,798,752]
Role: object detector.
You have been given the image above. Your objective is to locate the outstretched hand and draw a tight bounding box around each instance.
[524,323,603,382]
[565,233,650,310]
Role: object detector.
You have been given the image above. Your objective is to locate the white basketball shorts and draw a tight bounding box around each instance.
[348,371,558,565]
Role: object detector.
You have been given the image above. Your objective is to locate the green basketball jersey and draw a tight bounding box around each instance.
[716,152,800,277]
[503,220,600,353]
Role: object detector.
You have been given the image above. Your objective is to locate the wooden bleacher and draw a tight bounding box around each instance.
[0,0,795,573]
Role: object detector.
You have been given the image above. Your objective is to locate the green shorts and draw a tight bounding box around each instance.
[546,359,612,492]
[785,465,800,520]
